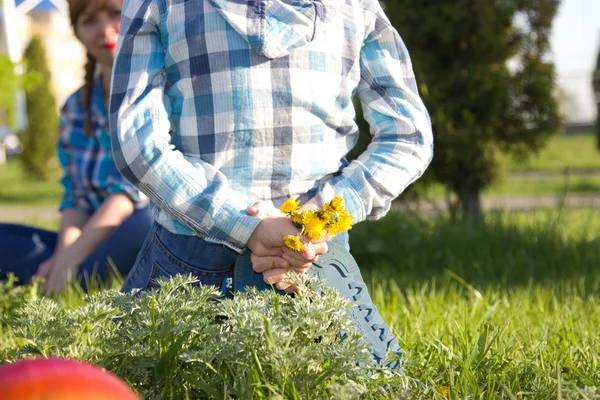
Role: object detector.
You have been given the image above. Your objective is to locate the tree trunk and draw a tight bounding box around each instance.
[596,103,600,151]
[458,188,483,220]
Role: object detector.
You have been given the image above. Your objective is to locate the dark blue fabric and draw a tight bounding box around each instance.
[0,206,152,290]
[122,223,348,294]
[121,222,238,293]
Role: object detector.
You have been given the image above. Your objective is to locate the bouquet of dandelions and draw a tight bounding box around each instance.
[279,197,353,251]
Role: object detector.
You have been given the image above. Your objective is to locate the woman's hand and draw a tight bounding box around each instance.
[41,252,82,293]
[33,255,58,281]
[33,252,80,293]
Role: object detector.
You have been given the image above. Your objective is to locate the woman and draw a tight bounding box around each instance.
[0,0,151,293]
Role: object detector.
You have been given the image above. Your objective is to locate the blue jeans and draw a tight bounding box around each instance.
[121,222,349,293]
[0,206,152,290]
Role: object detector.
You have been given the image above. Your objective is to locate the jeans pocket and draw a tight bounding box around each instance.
[146,227,236,290]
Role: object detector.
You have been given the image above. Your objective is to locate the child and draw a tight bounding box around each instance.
[110,0,433,368]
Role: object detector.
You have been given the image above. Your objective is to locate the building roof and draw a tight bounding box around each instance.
[15,0,62,13]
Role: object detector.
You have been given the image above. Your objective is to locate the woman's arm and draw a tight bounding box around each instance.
[56,193,134,266]
[34,208,88,280]
[55,209,89,253]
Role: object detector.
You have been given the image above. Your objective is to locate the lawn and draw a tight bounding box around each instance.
[1,135,599,209]
[501,134,600,172]
[355,208,600,398]
[1,208,599,398]
[424,172,600,198]
[0,159,61,206]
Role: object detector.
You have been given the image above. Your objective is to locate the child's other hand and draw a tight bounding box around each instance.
[246,201,283,218]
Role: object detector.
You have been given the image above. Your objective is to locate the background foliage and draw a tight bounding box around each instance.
[20,36,58,180]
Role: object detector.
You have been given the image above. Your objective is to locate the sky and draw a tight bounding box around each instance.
[551,0,600,122]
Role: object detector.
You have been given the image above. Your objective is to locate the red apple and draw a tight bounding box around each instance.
[0,358,139,400]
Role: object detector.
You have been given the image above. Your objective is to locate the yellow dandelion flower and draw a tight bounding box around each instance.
[280,198,300,215]
[315,210,330,222]
[329,196,345,212]
[440,386,449,396]
[323,197,345,213]
[284,235,304,252]
[303,212,326,240]
[290,210,306,227]
[326,211,353,237]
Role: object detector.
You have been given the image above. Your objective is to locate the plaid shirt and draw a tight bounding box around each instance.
[110,0,433,253]
[58,78,147,214]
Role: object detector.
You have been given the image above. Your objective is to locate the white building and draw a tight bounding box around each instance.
[0,0,86,162]
[1,0,86,124]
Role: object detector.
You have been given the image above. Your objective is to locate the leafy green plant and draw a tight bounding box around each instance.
[0,275,42,334]
[0,275,411,399]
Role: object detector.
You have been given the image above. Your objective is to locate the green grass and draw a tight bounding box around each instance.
[502,134,600,172]
[424,173,600,198]
[1,209,599,398]
[1,135,599,209]
[351,209,600,398]
[0,159,61,206]
[486,174,600,197]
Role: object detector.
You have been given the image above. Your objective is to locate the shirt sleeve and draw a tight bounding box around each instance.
[110,0,260,252]
[315,10,434,223]
[57,102,92,215]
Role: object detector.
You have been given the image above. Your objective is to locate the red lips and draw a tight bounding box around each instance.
[103,42,117,50]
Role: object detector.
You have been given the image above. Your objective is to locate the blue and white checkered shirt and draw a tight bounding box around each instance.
[110,0,433,253]
[58,78,147,215]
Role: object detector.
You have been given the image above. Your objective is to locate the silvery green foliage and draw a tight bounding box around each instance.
[0,274,411,399]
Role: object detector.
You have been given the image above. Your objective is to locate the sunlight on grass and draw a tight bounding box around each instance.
[501,134,600,172]
[354,208,600,398]
[0,159,61,206]
[424,173,600,198]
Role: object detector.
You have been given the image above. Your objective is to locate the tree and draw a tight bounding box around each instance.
[20,36,58,180]
[0,55,19,128]
[593,44,600,150]
[384,0,562,219]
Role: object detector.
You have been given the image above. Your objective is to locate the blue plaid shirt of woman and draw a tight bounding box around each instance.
[58,77,147,214]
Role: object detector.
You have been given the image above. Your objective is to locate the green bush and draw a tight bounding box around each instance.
[0,275,410,399]
[20,36,58,180]
[0,55,19,128]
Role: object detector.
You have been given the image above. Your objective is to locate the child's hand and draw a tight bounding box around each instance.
[246,201,328,293]
[246,213,326,265]
[246,201,328,264]
[246,201,283,219]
